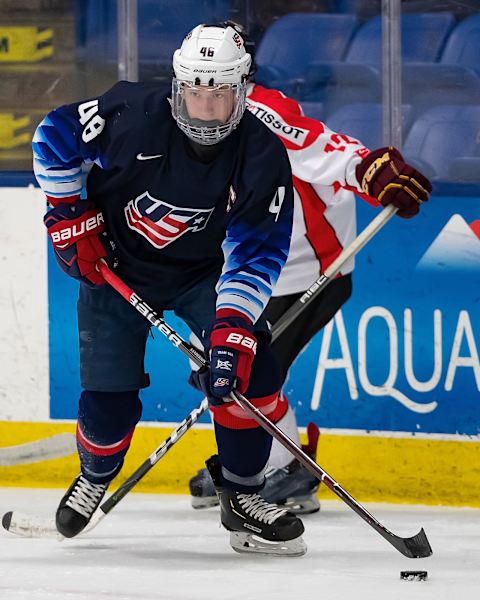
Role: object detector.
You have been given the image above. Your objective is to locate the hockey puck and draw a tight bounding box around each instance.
[2,511,12,531]
[400,571,428,581]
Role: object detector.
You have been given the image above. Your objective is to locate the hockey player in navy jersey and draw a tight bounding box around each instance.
[33,23,310,556]
[188,22,432,514]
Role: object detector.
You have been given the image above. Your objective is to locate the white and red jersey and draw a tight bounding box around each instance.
[246,83,379,296]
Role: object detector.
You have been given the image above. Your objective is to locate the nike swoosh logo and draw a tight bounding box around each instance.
[136,153,164,161]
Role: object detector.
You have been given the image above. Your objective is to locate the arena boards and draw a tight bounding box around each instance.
[0,185,479,507]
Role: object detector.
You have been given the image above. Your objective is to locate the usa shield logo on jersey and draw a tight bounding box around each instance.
[125,191,215,249]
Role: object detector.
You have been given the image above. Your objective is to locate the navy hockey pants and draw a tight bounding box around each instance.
[76,276,283,490]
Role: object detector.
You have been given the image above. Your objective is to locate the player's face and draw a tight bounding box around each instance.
[183,84,235,123]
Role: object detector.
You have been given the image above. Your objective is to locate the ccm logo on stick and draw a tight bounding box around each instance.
[226,333,257,353]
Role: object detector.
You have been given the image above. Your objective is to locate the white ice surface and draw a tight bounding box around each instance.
[0,488,479,600]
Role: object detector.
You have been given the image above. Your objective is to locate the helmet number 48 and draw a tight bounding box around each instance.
[200,47,215,57]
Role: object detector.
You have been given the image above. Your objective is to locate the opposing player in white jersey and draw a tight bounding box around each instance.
[188,22,432,513]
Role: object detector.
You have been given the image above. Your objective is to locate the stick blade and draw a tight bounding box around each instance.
[2,511,60,539]
[392,528,433,558]
[0,433,76,466]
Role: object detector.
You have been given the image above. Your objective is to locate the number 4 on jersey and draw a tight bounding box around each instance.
[269,186,285,222]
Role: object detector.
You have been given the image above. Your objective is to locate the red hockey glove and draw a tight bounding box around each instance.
[44,200,116,287]
[189,311,257,404]
[356,147,432,218]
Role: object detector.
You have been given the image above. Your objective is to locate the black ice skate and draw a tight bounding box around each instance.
[56,474,108,538]
[190,423,320,514]
[206,455,306,556]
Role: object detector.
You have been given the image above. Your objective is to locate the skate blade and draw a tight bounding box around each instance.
[229,531,307,557]
[191,496,219,510]
[282,494,320,515]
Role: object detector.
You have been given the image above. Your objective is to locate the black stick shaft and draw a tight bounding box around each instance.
[230,391,431,558]
[99,399,209,515]
[99,261,432,558]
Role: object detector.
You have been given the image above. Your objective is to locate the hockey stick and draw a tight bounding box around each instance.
[2,264,211,538]
[2,398,209,539]
[229,390,431,558]
[4,260,431,555]
[97,265,432,557]
[1,205,399,539]
[272,203,397,341]
[0,433,76,466]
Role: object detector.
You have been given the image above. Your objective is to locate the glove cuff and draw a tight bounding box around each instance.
[215,308,253,327]
[46,194,81,207]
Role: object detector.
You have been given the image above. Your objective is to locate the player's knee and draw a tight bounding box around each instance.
[78,390,142,445]
[76,390,142,483]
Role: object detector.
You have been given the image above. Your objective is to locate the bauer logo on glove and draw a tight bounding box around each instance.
[49,211,105,247]
[44,200,117,287]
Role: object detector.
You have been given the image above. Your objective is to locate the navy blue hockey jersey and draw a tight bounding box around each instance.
[33,81,293,324]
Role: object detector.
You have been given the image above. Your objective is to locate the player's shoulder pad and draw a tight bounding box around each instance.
[238,110,292,194]
[246,84,325,151]
[98,80,170,124]
[250,85,303,115]
[242,109,290,161]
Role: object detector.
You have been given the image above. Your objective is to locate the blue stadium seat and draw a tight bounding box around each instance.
[255,13,358,89]
[440,14,480,72]
[401,15,480,110]
[138,0,231,66]
[301,63,381,114]
[76,0,231,76]
[402,105,480,182]
[403,64,480,109]
[344,12,455,65]
[326,103,383,148]
[325,103,413,149]
[327,0,379,17]
[299,102,325,122]
[293,13,455,110]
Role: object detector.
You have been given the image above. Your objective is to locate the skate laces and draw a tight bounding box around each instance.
[65,476,107,519]
[237,493,288,525]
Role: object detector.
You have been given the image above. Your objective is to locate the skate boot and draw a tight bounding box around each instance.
[263,422,321,514]
[190,423,321,514]
[56,474,109,538]
[189,467,218,509]
[206,455,306,556]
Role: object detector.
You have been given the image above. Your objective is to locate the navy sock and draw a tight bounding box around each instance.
[214,422,272,492]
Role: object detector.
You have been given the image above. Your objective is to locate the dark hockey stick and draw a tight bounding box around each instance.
[228,390,431,558]
[272,203,397,341]
[97,264,431,558]
[2,397,209,538]
[90,397,209,528]
[0,204,400,540]
[3,262,431,555]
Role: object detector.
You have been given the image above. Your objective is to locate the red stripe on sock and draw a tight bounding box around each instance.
[76,424,135,456]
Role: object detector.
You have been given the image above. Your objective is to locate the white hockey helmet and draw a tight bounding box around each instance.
[171,23,252,145]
